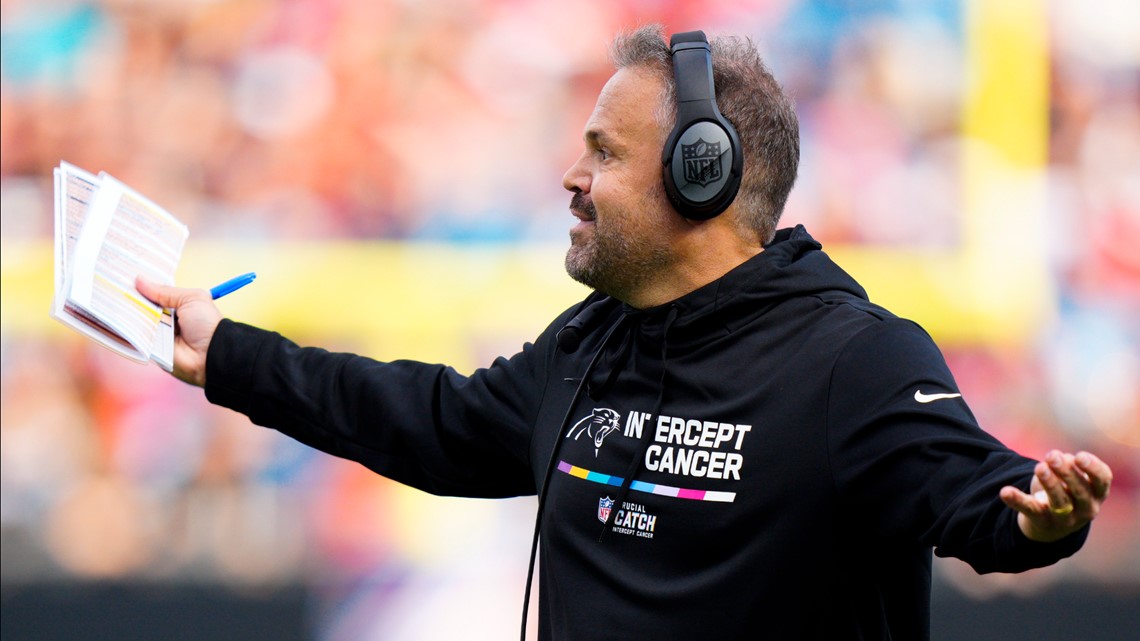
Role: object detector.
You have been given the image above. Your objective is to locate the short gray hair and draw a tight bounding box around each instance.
[610,25,799,244]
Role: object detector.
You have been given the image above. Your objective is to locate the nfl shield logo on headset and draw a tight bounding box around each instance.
[598,496,615,523]
[682,138,722,187]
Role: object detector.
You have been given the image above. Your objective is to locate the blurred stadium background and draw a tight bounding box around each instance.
[1,0,1137,639]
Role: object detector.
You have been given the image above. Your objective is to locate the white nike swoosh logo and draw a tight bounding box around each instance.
[914,390,962,403]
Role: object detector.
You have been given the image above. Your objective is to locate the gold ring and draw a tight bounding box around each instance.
[1051,503,1074,516]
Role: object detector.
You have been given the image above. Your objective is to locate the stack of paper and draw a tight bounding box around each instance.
[51,162,189,371]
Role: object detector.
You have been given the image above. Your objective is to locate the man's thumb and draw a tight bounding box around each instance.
[135,276,179,307]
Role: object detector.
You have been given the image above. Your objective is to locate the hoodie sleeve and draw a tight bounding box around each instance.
[825,319,1087,573]
[203,319,555,498]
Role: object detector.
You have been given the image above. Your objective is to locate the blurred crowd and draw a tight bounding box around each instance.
[1,0,1138,638]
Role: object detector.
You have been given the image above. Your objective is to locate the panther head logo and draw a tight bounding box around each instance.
[567,408,623,456]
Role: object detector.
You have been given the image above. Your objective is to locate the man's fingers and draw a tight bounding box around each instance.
[1075,451,1113,501]
[1007,450,1114,543]
[1034,458,1074,514]
[1046,451,1093,509]
[1039,450,1112,518]
[999,486,1037,515]
[1000,486,1056,520]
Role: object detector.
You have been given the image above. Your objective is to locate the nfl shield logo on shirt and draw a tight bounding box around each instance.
[597,496,615,523]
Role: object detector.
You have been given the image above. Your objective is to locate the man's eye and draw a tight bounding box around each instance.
[598,148,610,160]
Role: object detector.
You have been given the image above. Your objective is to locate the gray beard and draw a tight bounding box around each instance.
[565,225,670,301]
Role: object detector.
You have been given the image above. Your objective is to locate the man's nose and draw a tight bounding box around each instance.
[562,152,590,194]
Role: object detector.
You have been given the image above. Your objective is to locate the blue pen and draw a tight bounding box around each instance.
[210,272,257,299]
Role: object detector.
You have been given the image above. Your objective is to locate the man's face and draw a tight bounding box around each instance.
[562,67,679,303]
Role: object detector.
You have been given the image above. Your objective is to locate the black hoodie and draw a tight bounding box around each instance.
[205,226,1086,640]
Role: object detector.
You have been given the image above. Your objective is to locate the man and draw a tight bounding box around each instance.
[140,25,1111,640]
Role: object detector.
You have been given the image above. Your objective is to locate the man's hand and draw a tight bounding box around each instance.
[1000,450,1113,543]
[136,277,223,388]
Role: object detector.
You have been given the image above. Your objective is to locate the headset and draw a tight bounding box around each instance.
[661,31,744,221]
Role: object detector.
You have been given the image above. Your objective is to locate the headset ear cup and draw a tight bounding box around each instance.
[663,31,744,221]
[662,120,742,220]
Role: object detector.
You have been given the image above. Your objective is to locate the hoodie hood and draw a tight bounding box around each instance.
[578,224,871,394]
[621,224,869,346]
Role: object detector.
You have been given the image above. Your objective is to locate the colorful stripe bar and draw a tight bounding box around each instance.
[557,461,735,503]
[557,461,624,486]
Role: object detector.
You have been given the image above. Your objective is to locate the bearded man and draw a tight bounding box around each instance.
[140,24,1111,641]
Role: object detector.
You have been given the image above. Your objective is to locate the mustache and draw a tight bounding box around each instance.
[570,192,596,219]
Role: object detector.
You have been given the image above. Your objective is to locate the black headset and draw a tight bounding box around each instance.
[661,31,744,221]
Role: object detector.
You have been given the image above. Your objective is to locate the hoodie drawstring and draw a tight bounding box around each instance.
[520,310,631,641]
[597,304,679,541]
[587,315,637,400]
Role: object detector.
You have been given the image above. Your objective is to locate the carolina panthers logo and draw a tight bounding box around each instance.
[567,408,623,457]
